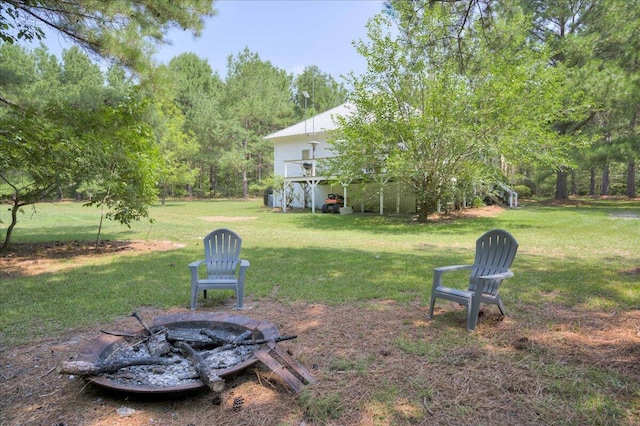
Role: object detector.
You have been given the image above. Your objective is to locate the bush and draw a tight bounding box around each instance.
[609,183,626,196]
[472,196,485,208]
[514,184,532,198]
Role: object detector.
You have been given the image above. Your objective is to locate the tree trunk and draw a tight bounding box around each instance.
[601,163,610,196]
[242,136,249,199]
[303,183,309,209]
[628,110,638,198]
[209,164,216,198]
[555,168,568,199]
[626,160,636,198]
[417,193,439,223]
[1,200,20,251]
[417,202,429,223]
[589,166,596,195]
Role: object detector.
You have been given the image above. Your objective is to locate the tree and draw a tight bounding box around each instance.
[0,1,217,248]
[223,48,295,198]
[165,53,225,197]
[79,89,161,244]
[0,0,216,75]
[0,44,78,249]
[331,0,579,222]
[522,0,640,199]
[0,45,160,249]
[520,0,599,199]
[582,1,640,198]
[150,97,199,204]
[0,106,77,250]
[292,65,348,119]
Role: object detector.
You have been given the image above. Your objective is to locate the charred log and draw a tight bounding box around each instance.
[177,341,225,392]
[57,357,181,376]
[199,328,298,346]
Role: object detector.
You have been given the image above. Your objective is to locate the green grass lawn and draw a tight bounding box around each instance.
[1,198,639,345]
[1,198,639,424]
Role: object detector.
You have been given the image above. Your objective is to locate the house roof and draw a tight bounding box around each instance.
[264,102,354,140]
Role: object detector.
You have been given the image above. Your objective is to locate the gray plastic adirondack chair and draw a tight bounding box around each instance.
[189,228,249,310]
[428,229,518,331]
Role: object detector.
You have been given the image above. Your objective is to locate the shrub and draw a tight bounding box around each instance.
[514,184,532,198]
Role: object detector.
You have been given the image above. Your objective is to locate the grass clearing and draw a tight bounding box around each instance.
[1,198,640,425]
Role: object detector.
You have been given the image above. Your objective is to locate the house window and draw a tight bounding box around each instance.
[301,149,311,160]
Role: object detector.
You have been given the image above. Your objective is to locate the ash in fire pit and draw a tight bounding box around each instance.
[58,312,312,394]
[96,328,259,389]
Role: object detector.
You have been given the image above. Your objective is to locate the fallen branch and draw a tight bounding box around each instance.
[57,357,181,376]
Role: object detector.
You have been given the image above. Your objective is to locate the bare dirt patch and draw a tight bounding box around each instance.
[428,204,505,221]
[199,216,258,222]
[1,240,184,278]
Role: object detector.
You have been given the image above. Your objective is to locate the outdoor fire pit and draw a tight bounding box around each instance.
[60,312,291,395]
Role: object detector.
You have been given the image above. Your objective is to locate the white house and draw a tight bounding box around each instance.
[264,103,418,214]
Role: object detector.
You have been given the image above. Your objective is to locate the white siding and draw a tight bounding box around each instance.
[266,102,417,214]
[273,133,335,177]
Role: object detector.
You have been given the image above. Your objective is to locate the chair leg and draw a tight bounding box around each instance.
[496,296,506,316]
[467,292,482,332]
[204,289,207,299]
[236,283,244,310]
[190,288,198,311]
[428,295,436,319]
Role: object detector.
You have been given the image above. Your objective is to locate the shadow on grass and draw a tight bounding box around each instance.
[3,237,637,347]
[285,211,512,236]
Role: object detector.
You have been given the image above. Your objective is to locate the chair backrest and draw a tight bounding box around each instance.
[469,229,518,295]
[203,229,242,278]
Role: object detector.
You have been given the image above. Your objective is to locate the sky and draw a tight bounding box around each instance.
[39,0,386,83]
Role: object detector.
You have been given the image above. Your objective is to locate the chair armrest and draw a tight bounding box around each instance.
[477,270,514,281]
[433,264,472,273]
[237,259,250,284]
[189,260,205,269]
[476,271,514,295]
[432,264,472,291]
[188,260,205,279]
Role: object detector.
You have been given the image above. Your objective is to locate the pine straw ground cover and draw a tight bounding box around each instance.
[2,204,640,425]
[3,299,640,426]
[2,275,640,424]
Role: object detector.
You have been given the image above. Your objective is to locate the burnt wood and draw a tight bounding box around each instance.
[57,357,181,376]
[253,339,316,393]
[199,328,298,346]
[177,341,225,392]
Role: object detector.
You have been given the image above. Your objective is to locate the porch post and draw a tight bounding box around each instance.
[305,178,320,213]
[283,181,287,212]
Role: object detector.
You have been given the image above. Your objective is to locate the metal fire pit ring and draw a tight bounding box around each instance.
[76,312,281,394]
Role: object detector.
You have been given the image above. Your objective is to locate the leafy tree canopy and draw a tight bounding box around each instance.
[331,0,586,221]
[0,0,216,74]
[292,65,348,119]
[0,44,160,249]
